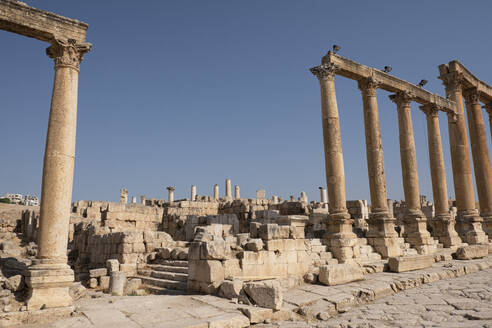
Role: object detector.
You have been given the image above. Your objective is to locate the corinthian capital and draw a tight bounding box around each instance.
[389,91,415,107]
[439,72,464,94]
[310,63,338,81]
[483,103,492,116]
[46,38,92,71]
[463,88,481,105]
[419,103,440,118]
[357,77,379,97]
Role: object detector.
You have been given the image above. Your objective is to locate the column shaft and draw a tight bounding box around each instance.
[464,89,492,239]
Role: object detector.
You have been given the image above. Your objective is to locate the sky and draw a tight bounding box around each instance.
[1,1,492,204]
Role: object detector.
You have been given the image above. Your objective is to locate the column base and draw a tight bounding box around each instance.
[480,212,492,242]
[25,261,74,310]
[324,212,360,263]
[431,214,462,248]
[456,210,488,245]
[402,210,436,255]
[366,211,401,258]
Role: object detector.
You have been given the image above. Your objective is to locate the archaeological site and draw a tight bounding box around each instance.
[1,1,492,327]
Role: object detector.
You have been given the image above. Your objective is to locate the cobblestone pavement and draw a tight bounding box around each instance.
[271,267,492,328]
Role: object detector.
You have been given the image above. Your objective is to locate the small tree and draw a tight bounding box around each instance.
[0,198,11,204]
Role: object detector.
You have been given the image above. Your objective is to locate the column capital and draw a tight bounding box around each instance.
[46,38,92,72]
[389,91,415,107]
[446,110,458,123]
[166,186,175,192]
[419,103,440,118]
[483,103,492,115]
[439,71,464,94]
[310,63,338,81]
[357,77,380,97]
[463,88,481,106]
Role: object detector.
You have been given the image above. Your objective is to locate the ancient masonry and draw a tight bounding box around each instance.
[0,0,492,325]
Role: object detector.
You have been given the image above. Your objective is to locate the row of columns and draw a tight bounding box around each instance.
[311,62,491,263]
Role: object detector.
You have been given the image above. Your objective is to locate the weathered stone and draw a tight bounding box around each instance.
[200,240,230,260]
[239,306,273,324]
[89,268,108,278]
[455,244,488,260]
[318,264,364,286]
[388,255,434,272]
[125,278,142,295]
[5,275,23,292]
[106,259,119,273]
[245,239,264,251]
[218,279,243,299]
[69,282,87,301]
[243,280,283,310]
[110,271,126,296]
[89,278,98,289]
[99,276,110,290]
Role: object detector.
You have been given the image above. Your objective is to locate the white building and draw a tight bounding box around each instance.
[4,193,23,204]
[24,195,39,206]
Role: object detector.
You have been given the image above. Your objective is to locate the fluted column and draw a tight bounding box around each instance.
[390,92,434,254]
[310,64,358,263]
[26,39,91,310]
[464,89,492,239]
[358,77,400,258]
[420,104,461,248]
[191,185,197,201]
[440,71,487,244]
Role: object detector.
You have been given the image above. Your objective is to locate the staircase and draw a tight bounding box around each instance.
[137,260,189,294]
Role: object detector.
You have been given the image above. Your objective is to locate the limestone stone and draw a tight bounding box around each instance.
[188,260,225,284]
[455,245,488,260]
[245,239,264,251]
[5,275,23,292]
[318,264,364,286]
[239,306,273,324]
[388,255,434,272]
[69,282,87,301]
[125,278,142,295]
[106,259,119,273]
[200,240,230,260]
[218,279,243,299]
[89,268,108,278]
[243,280,283,310]
[89,278,97,289]
[110,271,126,296]
[99,276,110,290]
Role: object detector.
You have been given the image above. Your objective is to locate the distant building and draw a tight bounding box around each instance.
[4,193,23,204]
[24,195,39,206]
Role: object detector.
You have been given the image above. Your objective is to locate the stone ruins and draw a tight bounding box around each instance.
[0,1,492,327]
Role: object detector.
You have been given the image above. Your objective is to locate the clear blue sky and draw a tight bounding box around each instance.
[2,1,492,203]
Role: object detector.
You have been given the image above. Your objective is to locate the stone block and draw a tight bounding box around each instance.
[69,282,87,301]
[239,306,273,324]
[133,242,146,253]
[236,233,250,247]
[118,243,133,254]
[99,276,110,290]
[223,259,242,278]
[89,268,108,278]
[110,271,126,296]
[388,255,434,272]
[121,231,143,243]
[245,239,264,251]
[200,240,230,260]
[243,280,283,310]
[188,260,224,283]
[250,222,262,238]
[89,278,98,289]
[125,278,142,295]
[318,264,364,286]
[455,245,488,260]
[5,275,24,292]
[259,224,280,241]
[119,263,137,275]
[265,239,284,252]
[106,259,119,273]
[218,279,243,299]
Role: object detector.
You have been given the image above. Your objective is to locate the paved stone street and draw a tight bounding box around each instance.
[11,266,491,328]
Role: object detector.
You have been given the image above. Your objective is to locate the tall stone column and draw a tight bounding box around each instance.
[26,39,91,310]
[311,64,358,263]
[140,195,146,205]
[167,186,175,203]
[131,196,137,204]
[358,77,400,258]
[213,184,219,201]
[319,187,328,204]
[464,89,492,239]
[120,188,128,203]
[225,179,232,199]
[234,185,240,200]
[191,185,197,201]
[440,71,487,244]
[420,104,461,248]
[483,104,492,141]
[390,92,434,254]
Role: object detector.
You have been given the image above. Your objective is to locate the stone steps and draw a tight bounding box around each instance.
[147,264,188,274]
[137,275,187,291]
[151,270,188,282]
[154,260,189,268]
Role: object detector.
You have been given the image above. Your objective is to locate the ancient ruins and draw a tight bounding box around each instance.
[0,1,491,327]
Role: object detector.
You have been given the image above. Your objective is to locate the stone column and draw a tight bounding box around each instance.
[420,104,461,248]
[167,186,175,203]
[131,196,136,204]
[26,39,91,310]
[464,89,492,239]
[483,104,492,141]
[234,185,240,200]
[272,195,279,204]
[311,64,358,263]
[440,70,487,244]
[358,77,400,258]
[225,179,232,199]
[140,195,146,205]
[120,188,128,204]
[191,185,197,201]
[300,191,308,203]
[319,187,328,204]
[213,184,219,201]
[390,92,434,254]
